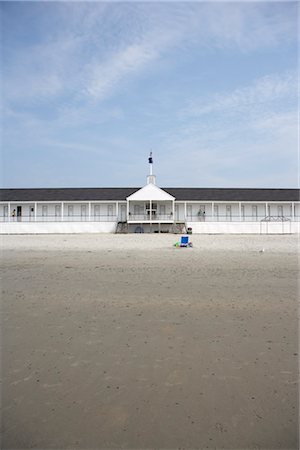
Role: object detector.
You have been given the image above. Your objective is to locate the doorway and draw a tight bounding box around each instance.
[55,205,61,221]
[17,206,22,222]
[226,205,232,221]
[120,205,126,221]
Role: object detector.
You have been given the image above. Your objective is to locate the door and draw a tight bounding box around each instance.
[108,204,113,219]
[226,205,232,221]
[187,205,192,219]
[278,205,283,218]
[120,205,126,221]
[81,205,87,221]
[29,206,34,221]
[159,204,166,219]
[214,205,219,221]
[17,206,22,222]
[68,205,74,220]
[42,205,48,221]
[55,205,61,220]
[199,204,206,221]
[94,205,100,221]
[241,205,245,221]
[252,205,258,221]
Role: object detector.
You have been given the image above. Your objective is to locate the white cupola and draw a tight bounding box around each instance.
[147,151,156,185]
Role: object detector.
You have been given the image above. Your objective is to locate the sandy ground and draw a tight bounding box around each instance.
[0,234,299,450]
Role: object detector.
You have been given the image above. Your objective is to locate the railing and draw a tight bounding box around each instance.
[182,214,299,222]
[128,214,173,221]
[1,214,118,222]
[1,214,299,223]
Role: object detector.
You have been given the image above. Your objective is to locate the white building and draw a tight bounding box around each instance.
[0,157,299,234]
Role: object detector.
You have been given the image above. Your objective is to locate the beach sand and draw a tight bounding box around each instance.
[1,234,299,449]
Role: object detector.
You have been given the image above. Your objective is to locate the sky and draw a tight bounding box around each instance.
[1,1,298,188]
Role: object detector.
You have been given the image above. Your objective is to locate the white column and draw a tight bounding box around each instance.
[34,202,37,222]
[211,202,214,222]
[88,202,91,221]
[61,202,64,222]
[291,202,294,221]
[8,202,11,222]
[184,202,187,221]
[116,202,119,221]
[173,200,175,221]
[265,202,268,218]
[150,200,152,223]
[239,202,242,222]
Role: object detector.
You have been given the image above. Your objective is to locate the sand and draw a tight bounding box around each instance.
[1,234,299,449]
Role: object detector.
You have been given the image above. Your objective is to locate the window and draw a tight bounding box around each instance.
[81,205,87,217]
[278,205,283,217]
[146,203,157,217]
[42,205,48,217]
[68,205,74,216]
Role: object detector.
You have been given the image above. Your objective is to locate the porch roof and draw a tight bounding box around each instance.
[126,184,175,201]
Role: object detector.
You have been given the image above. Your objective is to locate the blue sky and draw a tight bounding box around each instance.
[1,1,298,188]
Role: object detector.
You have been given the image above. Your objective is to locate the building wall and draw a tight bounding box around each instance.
[0,200,299,233]
[0,221,117,234]
[187,221,298,234]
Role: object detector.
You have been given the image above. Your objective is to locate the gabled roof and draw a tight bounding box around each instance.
[126,183,175,201]
[0,187,299,202]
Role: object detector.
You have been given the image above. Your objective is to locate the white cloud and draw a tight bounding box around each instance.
[85,42,159,100]
[181,71,297,118]
[3,2,296,106]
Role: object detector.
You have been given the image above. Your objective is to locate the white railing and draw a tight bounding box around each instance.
[1,214,299,223]
[1,214,117,222]
[128,214,173,221]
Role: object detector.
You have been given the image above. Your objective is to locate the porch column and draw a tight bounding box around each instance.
[239,202,242,222]
[184,202,187,221]
[8,202,11,222]
[173,200,175,220]
[34,202,37,222]
[211,202,214,221]
[116,202,119,221]
[61,202,64,221]
[291,202,294,221]
[88,202,91,221]
[150,200,152,223]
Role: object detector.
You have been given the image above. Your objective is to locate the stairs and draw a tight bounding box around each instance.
[172,222,187,234]
[115,221,128,233]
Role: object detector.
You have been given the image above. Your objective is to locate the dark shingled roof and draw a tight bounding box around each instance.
[0,187,299,202]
